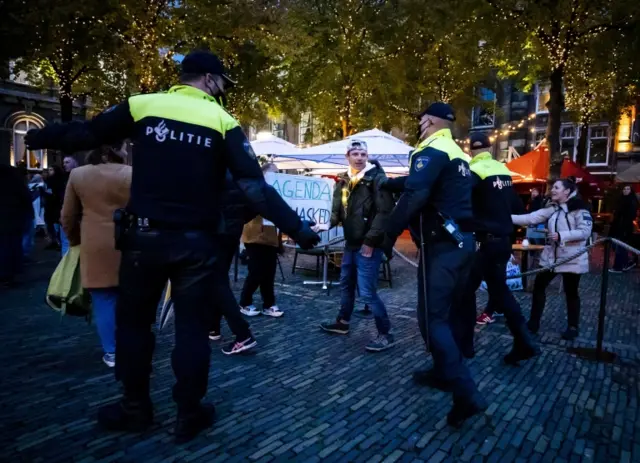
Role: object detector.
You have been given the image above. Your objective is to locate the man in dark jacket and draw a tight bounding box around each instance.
[0,165,33,286]
[610,185,639,272]
[209,171,257,354]
[320,139,396,352]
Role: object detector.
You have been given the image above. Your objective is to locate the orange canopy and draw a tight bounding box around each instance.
[506,146,550,183]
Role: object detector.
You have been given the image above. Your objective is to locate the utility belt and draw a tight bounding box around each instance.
[113,209,215,250]
[420,214,473,248]
[475,232,509,243]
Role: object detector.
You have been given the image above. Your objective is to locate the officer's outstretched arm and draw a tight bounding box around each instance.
[386,149,447,239]
[25,102,135,152]
[381,175,407,193]
[222,126,302,236]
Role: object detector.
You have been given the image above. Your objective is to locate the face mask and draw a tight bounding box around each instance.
[416,119,430,141]
[205,77,227,108]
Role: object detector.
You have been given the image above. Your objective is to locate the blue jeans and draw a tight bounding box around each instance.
[59,227,69,257]
[90,288,118,354]
[338,248,390,334]
[22,219,35,258]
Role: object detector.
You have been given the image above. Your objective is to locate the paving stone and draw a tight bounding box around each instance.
[0,243,638,462]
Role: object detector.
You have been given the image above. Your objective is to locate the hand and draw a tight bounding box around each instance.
[293,220,321,250]
[381,233,395,261]
[360,244,374,258]
[311,224,322,233]
[548,232,559,242]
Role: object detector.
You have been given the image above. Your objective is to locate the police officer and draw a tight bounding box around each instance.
[461,133,539,364]
[25,50,320,442]
[383,102,487,427]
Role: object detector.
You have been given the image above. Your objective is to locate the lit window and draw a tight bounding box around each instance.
[471,88,496,128]
[12,119,45,170]
[560,125,577,159]
[586,125,609,166]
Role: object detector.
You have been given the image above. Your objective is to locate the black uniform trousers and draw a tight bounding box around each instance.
[417,232,479,404]
[210,233,251,339]
[460,236,526,354]
[115,228,223,411]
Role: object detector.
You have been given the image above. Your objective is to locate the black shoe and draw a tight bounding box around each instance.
[461,346,475,359]
[98,398,153,432]
[504,343,540,365]
[447,394,488,428]
[526,320,539,334]
[320,319,350,335]
[412,369,452,392]
[174,403,215,444]
[561,327,578,341]
[505,321,541,365]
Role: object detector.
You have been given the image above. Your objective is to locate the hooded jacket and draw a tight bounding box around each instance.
[330,160,394,249]
[512,192,593,274]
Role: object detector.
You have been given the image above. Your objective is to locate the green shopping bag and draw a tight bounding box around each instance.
[45,246,92,320]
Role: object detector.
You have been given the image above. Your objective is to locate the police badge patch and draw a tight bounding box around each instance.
[414,156,429,171]
[243,140,256,159]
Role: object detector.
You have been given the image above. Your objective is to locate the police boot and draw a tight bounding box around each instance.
[447,392,488,428]
[504,321,540,366]
[98,396,153,432]
[412,369,452,392]
[174,402,216,444]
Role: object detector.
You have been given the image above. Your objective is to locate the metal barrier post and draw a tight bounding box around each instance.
[596,240,611,360]
[568,238,616,364]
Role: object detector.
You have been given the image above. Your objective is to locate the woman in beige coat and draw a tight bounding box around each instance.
[61,144,132,367]
[512,179,593,341]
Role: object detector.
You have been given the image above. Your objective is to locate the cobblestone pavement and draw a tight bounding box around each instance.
[1,239,639,463]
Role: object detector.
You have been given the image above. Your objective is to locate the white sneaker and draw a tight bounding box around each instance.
[240,305,261,317]
[262,306,284,318]
[102,353,116,368]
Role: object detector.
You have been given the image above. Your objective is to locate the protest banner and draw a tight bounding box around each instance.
[263,172,335,230]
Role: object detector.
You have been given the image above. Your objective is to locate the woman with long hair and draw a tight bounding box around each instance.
[512,179,593,340]
[61,143,131,367]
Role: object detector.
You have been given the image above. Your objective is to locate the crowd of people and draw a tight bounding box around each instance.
[3,49,638,442]
[0,155,79,286]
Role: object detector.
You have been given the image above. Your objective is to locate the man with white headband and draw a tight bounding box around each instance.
[319,139,396,352]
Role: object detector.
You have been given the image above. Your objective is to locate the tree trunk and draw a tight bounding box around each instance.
[60,91,73,122]
[546,65,565,179]
[576,122,589,166]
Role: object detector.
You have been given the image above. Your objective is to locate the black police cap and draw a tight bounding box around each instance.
[419,102,456,122]
[469,132,492,150]
[181,50,237,87]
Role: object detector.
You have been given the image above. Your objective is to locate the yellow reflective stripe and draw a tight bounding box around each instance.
[128,92,239,136]
[469,153,513,180]
[411,129,470,164]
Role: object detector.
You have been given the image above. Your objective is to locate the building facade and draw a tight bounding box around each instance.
[468,82,640,177]
[0,68,89,170]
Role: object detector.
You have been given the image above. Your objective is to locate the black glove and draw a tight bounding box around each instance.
[25,129,45,150]
[381,232,396,261]
[292,220,320,250]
